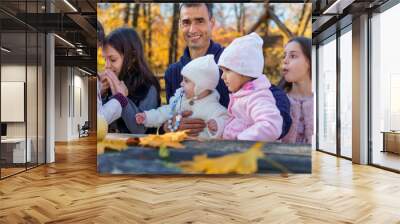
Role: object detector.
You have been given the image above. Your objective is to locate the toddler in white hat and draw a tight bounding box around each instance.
[136,55,228,139]
[218,32,283,141]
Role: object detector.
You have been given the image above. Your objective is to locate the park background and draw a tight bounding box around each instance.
[97,3,312,104]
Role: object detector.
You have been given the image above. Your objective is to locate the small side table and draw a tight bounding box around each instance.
[381,131,400,154]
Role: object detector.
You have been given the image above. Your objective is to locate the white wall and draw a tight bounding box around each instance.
[54,66,89,141]
[72,73,89,138]
[54,66,69,141]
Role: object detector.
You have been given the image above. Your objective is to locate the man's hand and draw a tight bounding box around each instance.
[98,71,110,96]
[163,111,206,136]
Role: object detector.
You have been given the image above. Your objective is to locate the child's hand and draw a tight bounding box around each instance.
[207,119,218,134]
[98,71,110,96]
[105,70,129,97]
[136,113,146,124]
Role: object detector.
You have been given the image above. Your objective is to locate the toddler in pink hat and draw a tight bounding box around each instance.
[218,32,283,141]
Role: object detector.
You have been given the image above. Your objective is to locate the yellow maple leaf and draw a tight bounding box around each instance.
[97,115,129,154]
[178,142,265,174]
[97,137,128,155]
[138,131,189,149]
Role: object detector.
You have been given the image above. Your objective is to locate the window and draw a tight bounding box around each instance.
[339,28,352,158]
[0,0,46,179]
[371,2,400,171]
[317,36,337,154]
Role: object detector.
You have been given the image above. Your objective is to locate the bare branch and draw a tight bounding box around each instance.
[300,5,312,36]
[268,8,294,39]
[296,5,306,35]
[247,2,269,34]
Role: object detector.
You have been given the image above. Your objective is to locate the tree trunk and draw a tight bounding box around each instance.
[215,4,227,27]
[147,4,152,60]
[123,3,131,25]
[235,3,246,34]
[234,4,241,33]
[241,3,246,35]
[169,3,180,65]
[262,16,269,75]
[142,5,147,53]
[132,3,140,28]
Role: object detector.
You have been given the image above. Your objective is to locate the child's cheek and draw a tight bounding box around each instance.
[184,85,193,97]
[231,81,240,92]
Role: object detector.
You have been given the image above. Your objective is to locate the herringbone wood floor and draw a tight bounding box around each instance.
[0,135,399,224]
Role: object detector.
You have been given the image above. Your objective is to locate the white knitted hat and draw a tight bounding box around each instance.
[181,54,219,96]
[218,32,264,78]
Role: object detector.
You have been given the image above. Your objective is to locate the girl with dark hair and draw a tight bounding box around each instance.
[101,27,161,134]
[279,37,313,144]
[97,20,125,125]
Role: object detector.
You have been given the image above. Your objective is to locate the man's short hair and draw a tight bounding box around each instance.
[179,3,213,19]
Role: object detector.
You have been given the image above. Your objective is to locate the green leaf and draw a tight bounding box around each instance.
[159,144,170,158]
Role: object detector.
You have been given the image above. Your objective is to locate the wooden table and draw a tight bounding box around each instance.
[382,131,400,154]
[98,134,312,175]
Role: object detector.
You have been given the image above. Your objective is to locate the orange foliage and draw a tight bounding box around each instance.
[97,3,312,93]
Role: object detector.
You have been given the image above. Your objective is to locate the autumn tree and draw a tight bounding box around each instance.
[97,3,312,101]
